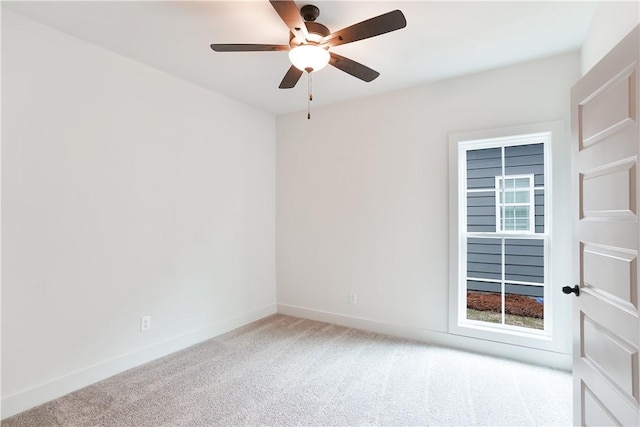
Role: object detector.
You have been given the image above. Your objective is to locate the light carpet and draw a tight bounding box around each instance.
[3,314,572,426]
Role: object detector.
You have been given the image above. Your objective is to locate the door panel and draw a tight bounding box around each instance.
[582,243,637,308]
[581,377,635,426]
[571,25,640,426]
[580,158,636,219]
[580,64,636,147]
[579,63,637,149]
[582,316,638,401]
[583,383,620,427]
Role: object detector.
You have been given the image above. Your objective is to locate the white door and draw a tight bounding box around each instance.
[570,25,640,426]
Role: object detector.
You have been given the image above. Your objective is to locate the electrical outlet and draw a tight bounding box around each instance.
[349,292,357,305]
[140,316,151,332]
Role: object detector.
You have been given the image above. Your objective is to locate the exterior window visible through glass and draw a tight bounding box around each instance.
[496,175,534,232]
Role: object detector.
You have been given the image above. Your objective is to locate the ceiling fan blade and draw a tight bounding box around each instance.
[279,65,304,89]
[329,52,380,82]
[322,10,406,48]
[210,44,290,52]
[269,0,309,43]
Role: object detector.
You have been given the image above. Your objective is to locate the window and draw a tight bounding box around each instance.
[449,121,573,355]
[452,129,551,342]
[464,141,546,334]
[495,175,535,232]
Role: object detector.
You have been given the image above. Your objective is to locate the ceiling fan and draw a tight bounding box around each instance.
[210,0,407,90]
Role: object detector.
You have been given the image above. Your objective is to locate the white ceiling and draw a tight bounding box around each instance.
[3,0,599,115]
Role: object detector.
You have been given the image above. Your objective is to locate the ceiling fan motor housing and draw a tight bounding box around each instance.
[301,5,320,22]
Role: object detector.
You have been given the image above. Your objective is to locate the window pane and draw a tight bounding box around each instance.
[505,239,544,283]
[504,192,515,203]
[467,290,502,324]
[504,291,544,330]
[467,148,501,190]
[467,238,501,280]
[467,191,496,232]
[514,206,529,217]
[514,191,529,203]
[514,178,529,188]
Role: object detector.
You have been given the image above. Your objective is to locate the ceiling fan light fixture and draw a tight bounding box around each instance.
[288,44,330,72]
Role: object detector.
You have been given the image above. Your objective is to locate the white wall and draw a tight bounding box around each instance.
[1,10,276,417]
[277,52,579,367]
[581,1,639,75]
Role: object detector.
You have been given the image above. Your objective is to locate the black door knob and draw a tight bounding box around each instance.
[562,285,580,296]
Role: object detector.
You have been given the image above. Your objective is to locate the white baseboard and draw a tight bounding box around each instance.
[1,304,277,420]
[277,303,571,371]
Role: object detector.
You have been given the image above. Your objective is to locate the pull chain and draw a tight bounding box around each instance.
[305,67,313,120]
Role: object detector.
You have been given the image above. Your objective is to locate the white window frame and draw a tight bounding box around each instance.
[448,121,570,353]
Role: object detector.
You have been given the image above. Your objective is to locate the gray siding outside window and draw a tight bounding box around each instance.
[466,238,544,297]
[467,191,496,232]
[534,190,544,234]
[467,237,501,281]
[466,147,501,190]
[505,239,544,283]
[505,144,544,187]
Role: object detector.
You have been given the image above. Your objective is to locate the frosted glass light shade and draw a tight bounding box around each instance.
[288,45,330,72]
